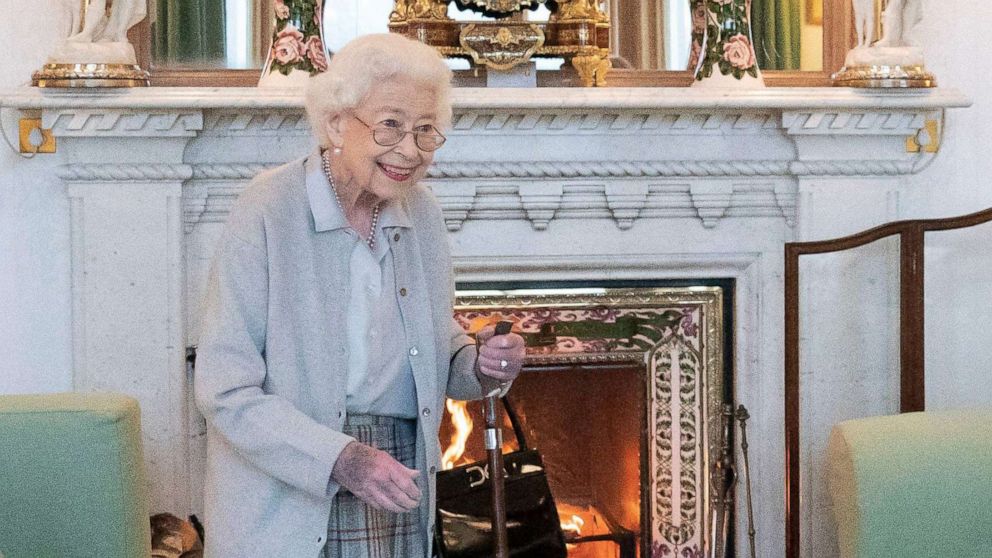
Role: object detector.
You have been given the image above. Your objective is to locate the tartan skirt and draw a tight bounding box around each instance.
[322,414,423,558]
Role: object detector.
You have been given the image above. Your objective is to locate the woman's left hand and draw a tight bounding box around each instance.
[475,326,526,385]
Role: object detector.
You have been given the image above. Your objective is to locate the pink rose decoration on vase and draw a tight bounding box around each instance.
[688,0,763,84]
[274,0,290,20]
[260,0,328,83]
[305,36,328,71]
[722,34,755,70]
[273,25,305,65]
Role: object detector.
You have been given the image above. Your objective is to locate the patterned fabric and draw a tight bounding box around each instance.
[323,415,423,558]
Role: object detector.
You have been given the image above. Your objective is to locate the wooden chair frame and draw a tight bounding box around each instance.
[784,206,992,558]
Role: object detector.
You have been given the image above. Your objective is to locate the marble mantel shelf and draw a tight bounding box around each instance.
[0,86,973,111]
[1,85,973,234]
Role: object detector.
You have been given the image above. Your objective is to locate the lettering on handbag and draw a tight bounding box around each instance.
[465,463,513,488]
[466,464,487,487]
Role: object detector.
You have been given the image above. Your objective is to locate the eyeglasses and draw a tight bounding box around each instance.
[352,114,447,152]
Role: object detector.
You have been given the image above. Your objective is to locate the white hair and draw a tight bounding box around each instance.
[305,33,453,148]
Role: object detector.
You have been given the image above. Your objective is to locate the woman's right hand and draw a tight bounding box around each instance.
[331,441,422,512]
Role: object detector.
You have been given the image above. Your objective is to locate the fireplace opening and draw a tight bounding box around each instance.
[444,282,735,558]
[440,363,645,557]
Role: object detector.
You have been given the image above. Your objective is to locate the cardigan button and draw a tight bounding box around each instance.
[393,233,401,242]
[399,288,407,296]
[429,465,437,474]
[409,347,419,356]
[422,408,431,417]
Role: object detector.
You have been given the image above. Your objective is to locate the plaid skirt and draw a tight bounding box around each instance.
[323,415,423,558]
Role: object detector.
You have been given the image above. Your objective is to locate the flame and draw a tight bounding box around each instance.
[441,399,473,469]
[560,513,585,537]
[441,399,520,468]
[557,502,613,556]
[501,434,516,454]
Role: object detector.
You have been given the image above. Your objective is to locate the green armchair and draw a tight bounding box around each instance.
[826,408,992,558]
[0,392,151,558]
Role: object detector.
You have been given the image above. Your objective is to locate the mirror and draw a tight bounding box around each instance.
[148,0,825,74]
[151,0,271,68]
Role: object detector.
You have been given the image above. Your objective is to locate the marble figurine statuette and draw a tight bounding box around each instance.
[834,0,936,87]
[33,0,150,87]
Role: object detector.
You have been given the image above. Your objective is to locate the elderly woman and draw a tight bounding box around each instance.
[194,33,525,558]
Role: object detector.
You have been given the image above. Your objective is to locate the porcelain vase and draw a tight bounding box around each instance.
[689,0,764,88]
[258,0,328,87]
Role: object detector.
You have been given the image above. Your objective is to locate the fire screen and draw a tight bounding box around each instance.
[448,286,730,557]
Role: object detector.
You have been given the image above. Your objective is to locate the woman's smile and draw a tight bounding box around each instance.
[378,162,415,182]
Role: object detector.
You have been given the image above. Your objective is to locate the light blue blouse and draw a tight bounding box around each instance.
[304,154,418,418]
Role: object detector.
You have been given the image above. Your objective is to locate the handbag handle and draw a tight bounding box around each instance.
[500,395,530,451]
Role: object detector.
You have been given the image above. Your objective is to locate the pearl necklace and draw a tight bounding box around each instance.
[321,149,380,252]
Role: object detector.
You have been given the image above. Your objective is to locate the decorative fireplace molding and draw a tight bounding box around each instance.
[0,85,971,556]
[452,287,726,557]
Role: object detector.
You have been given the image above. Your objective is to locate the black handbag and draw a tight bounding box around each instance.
[434,396,567,558]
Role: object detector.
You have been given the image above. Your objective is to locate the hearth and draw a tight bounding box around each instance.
[444,284,734,557]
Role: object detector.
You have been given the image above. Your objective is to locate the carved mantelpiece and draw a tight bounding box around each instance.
[9,86,962,230]
[0,86,970,557]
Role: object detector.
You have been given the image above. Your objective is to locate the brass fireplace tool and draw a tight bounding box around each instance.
[737,404,757,558]
[709,404,757,558]
[388,0,612,87]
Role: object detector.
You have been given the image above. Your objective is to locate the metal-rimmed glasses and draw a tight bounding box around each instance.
[352,114,446,152]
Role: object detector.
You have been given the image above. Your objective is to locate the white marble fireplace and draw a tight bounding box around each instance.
[2,85,969,557]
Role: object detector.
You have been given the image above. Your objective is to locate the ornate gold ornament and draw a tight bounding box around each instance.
[390,0,451,22]
[571,51,611,87]
[458,0,546,13]
[493,27,520,47]
[459,24,545,71]
[555,0,608,22]
[906,118,941,154]
[32,63,150,88]
[832,63,935,88]
[388,0,611,86]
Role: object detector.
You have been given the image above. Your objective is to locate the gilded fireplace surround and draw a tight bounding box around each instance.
[454,286,727,557]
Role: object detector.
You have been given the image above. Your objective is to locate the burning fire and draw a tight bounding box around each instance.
[441,399,473,469]
[558,503,616,558]
[440,402,622,558]
[560,513,585,538]
[441,399,520,469]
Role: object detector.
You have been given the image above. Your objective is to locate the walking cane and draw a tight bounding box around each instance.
[482,320,514,558]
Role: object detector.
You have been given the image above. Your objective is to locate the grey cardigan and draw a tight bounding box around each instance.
[193,151,482,557]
